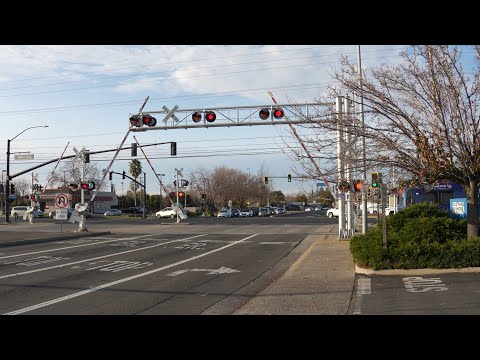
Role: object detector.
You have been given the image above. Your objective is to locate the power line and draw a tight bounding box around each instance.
[0,54,404,99]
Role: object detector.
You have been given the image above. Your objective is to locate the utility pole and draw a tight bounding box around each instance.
[157,173,165,209]
[143,172,146,220]
[336,96,346,239]
[357,45,368,234]
[174,168,183,223]
[344,96,354,237]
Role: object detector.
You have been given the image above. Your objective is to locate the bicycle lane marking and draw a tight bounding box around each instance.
[0,234,206,280]
[4,234,258,315]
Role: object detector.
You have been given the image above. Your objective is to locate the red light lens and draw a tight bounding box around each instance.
[192,112,202,123]
[259,109,270,120]
[273,109,284,119]
[81,183,89,190]
[143,116,151,124]
[205,111,216,122]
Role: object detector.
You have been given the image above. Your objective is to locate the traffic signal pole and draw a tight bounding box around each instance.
[344,96,354,237]
[336,97,346,238]
[5,139,11,223]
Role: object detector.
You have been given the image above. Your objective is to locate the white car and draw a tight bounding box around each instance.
[217,209,232,218]
[239,209,253,217]
[104,209,122,216]
[385,204,405,216]
[326,207,340,218]
[156,207,177,218]
[11,206,44,218]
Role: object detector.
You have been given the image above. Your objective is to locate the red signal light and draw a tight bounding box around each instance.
[259,108,270,120]
[69,183,79,191]
[192,112,202,123]
[130,115,141,127]
[273,108,284,119]
[142,114,157,127]
[178,191,185,197]
[205,111,216,122]
[80,182,89,190]
[169,192,176,198]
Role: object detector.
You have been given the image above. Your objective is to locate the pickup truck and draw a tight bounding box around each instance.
[326,206,363,218]
[385,204,405,216]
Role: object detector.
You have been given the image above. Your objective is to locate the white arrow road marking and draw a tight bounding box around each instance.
[166,266,240,277]
[0,234,205,280]
[4,233,257,315]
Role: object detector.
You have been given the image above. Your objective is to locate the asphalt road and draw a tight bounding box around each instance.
[350,273,480,315]
[0,224,312,314]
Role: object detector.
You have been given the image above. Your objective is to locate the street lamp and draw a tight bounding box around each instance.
[157,173,165,209]
[5,125,49,223]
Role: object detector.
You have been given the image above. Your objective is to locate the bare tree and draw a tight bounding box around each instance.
[49,158,107,191]
[318,45,480,238]
[13,178,29,197]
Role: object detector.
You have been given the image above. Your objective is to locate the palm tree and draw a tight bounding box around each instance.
[129,159,142,206]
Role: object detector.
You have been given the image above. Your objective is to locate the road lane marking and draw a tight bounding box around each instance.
[0,234,206,281]
[353,278,371,315]
[4,256,69,266]
[403,276,448,292]
[0,235,164,260]
[259,242,298,245]
[4,234,258,315]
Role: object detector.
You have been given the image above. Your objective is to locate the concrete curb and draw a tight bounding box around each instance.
[0,231,112,248]
[355,264,480,275]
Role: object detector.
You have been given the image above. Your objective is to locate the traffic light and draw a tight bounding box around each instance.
[10,183,15,193]
[122,171,126,180]
[130,114,142,127]
[131,143,137,157]
[178,191,185,198]
[353,180,363,192]
[109,171,113,181]
[205,111,216,122]
[192,112,202,123]
[171,142,177,156]
[129,114,157,127]
[142,114,157,127]
[80,182,89,190]
[288,174,292,182]
[88,181,96,191]
[84,152,90,163]
[264,176,268,185]
[273,108,284,119]
[371,172,382,188]
[169,192,176,198]
[259,108,270,120]
[68,183,80,191]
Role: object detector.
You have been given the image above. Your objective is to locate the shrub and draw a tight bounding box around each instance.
[350,203,479,270]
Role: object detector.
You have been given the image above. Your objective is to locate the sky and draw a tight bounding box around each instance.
[0,45,408,198]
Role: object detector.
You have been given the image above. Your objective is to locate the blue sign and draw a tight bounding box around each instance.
[8,194,16,199]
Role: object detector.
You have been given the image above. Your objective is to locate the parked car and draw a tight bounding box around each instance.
[231,209,240,217]
[239,209,253,217]
[11,206,43,219]
[217,209,232,218]
[258,208,270,217]
[156,207,177,219]
[275,207,286,214]
[104,209,122,216]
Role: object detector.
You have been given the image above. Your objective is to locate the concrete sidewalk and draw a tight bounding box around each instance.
[234,225,355,315]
